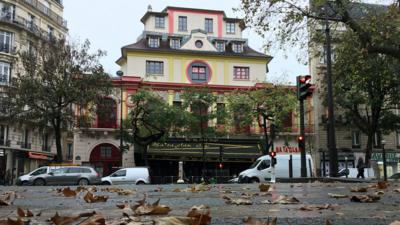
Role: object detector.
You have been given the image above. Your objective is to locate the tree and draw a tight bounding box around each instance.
[239,0,400,59]
[0,39,112,162]
[181,87,226,178]
[226,83,297,154]
[123,88,188,166]
[331,30,400,164]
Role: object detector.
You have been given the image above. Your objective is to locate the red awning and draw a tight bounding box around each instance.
[28,152,54,160]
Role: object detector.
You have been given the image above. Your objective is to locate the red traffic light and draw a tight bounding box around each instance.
[269,151,276,158]
[298,135,304,141]
[299,75,311,84]
[219,163,223,169]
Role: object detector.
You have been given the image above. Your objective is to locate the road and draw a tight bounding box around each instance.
[1,182,400,224]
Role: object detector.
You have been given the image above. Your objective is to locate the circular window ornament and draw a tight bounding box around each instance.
[186,60,212,84]
[195,40,203,48]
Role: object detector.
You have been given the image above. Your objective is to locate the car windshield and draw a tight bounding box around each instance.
[249,160,261,169]
[30,168,47,176]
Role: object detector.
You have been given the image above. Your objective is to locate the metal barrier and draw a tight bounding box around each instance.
[150,176,237,184]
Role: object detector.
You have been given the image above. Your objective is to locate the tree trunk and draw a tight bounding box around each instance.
[143,145,148,166]
[53,119,63,163]
[365,131,374,167]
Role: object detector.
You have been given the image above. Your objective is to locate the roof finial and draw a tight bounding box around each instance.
[147,5,152,12]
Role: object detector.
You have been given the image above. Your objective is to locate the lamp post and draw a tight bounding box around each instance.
[116,70,124,167]
[381,139,387,181]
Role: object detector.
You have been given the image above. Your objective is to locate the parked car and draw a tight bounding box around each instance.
[17,166,101,186]
[389,173,400,180]
[101,167,150,185]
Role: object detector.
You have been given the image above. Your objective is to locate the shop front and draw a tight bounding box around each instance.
[144,138,263,183]
[371,152,400,179]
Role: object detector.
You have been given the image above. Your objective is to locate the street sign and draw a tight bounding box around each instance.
[371,153,398,163]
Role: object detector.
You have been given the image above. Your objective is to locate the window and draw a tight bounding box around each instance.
[170,38,180,49]
[43,0,50,15]
[257,160,270,170]
[82,168,91,173]
[187,62,211,83]
[215,41,225,52]
[48,26,54,40]
[0,125,5,145]
[195,40,203,49]
[112,169,126,177]
[0,3,13,20]
[205,18,213,33]
[191,66,207,82]
[396,130,400,148]
[173,92,182,107]
[0,31,12,53]
[146,61,164,75]
[217,103,225,125]
[232,43,243,53]
[100,146,112,158]
[30,168,47,176]
[373,132,381,148]
[66,167,81,173]
[42,133,49,152]
[67,143,73,161]
[233,67,249,80]
[148,37,159,48]
[178,16,187,31]
[0,61,11,84]
[50,168,67,174]
[23,129,30,149]
[155,16,165,28]
[226,22,235,34]
[352,131,360,148]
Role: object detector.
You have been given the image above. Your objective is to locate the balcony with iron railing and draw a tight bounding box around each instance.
[21,0,67,29]
[0,14,53,40]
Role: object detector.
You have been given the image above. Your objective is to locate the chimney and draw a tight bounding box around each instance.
[147,5,152,12]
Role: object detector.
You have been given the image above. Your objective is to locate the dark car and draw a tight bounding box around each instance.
[389,173,400,180]
[17,166,101,186]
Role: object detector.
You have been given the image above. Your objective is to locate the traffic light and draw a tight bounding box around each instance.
[269,151,277,166]
[298,135,305,152]
[219,163,223,169]
[296,75,312,100]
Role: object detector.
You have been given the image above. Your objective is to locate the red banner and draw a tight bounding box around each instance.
[275,146,300,153]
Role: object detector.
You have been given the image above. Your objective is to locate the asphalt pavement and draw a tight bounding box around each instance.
[1,182,400,224]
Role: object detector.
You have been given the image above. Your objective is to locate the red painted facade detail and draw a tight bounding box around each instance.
[168,9,174,34]
[217,14,222,37]
[89,143,121,176]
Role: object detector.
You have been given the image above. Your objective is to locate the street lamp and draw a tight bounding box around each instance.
[381,139,387,181]
[116,70,124,167]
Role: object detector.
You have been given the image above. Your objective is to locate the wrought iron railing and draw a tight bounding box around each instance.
[22,0,67,28]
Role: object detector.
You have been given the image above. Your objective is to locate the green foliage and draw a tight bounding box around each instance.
[239,0,400,59]
[0,39,112,162]
[332,29,400,162]
[226,83,297,133]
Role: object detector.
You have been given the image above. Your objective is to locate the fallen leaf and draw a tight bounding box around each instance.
[154,187,163,192]
[243,217,277,225]
[78,213,105,225]
[390,221,400,225]
[0,192,16,206]
[172,188,181,192]
[299,205,313,211]
[375,191,385,195]
[260,199,272,204]
[350,187,368,192]
[62,187,77,197]
[186,205,211,225]
[272,195,300,204]
[377,181,389,189]
[326,219,333,225]
[154,217,197,225]
[51,212,81,225]
[116,203,129,209]
[336,212,344,216]
[83,192,108,203]
[223,195,253,205]
[134,198,171,216]
[259,183,270,192]
[0,218,24,225]
[328,193,348,199]
[16,207,34,217]
[350,195,380,203]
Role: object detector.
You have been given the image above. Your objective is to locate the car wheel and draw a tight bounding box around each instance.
[136,181,145,185]
[101,181,111,185]
[78,178,89,186]
[21,181,29,186]
[33,179,46,186]
[250,177,259,183]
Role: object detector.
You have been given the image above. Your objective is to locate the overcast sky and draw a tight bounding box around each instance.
[62,1,306,84]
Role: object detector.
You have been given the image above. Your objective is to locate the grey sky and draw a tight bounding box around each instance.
[63,0,307,84]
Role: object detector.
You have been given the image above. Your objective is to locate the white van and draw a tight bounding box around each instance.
[101,167,150,185]
[238,154,314,183]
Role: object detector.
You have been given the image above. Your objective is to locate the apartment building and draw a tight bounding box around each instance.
[309,2,399,177]
[0,0,68,184]
[72,6,314,180]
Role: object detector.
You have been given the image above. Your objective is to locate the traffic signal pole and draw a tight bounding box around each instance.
[299,99,307,177]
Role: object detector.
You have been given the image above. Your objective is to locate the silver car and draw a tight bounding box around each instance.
[17,166,101,186]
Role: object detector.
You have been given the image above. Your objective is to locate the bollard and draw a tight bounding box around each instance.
[345,156,348,178]
[289,154,293,178]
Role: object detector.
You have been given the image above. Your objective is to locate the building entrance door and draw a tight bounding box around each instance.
[89,143,121,177]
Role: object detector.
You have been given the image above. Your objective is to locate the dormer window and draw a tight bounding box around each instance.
[226,22,235,34]
[155,16,165,28]
[232,42,243,53]
[148,36,159,48]
[215,41,225,52]
[170,38,180,49]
